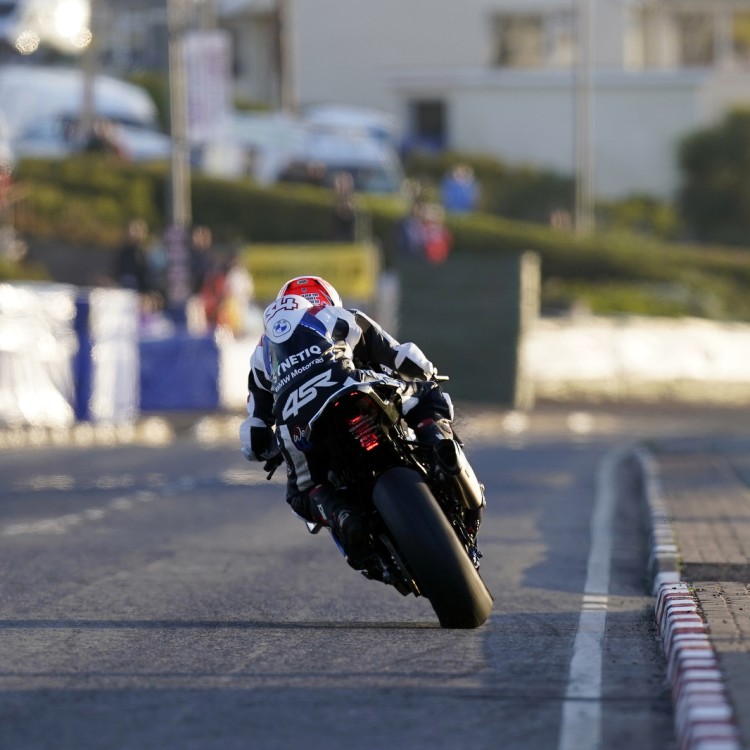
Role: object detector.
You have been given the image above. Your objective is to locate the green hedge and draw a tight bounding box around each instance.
[12,155,750,321]
[0,256,49,282]
[403,150,575,223]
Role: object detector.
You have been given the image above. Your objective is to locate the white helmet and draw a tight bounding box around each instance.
[276,276,342,307]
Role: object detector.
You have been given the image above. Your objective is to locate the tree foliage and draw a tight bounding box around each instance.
[678,108,750,245]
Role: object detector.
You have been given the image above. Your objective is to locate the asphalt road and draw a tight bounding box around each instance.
[0,419,678,750]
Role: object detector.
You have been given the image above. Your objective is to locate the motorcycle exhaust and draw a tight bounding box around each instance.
[434,440,485,511]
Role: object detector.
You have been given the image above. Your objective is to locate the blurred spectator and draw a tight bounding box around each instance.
[422,203,452,264]
[189,225,214,295]
[199,254,227,330]
[395,201,451,264]
[139,290,174,338]
[145,236,168,302]
[220,251,258,337]
[440,163,479,214]
[332,170,357,241]
[114,218,151,293]
[0,159,11,210]
[83,118,125,159]
[279,160,327,187]
[395,200,428,260]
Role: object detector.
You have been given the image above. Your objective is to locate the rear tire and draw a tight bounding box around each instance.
[373,467,493,628]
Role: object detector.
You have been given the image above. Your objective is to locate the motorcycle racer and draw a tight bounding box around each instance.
[239,275,469,567]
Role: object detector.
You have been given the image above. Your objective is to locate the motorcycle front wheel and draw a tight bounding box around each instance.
[372,467,493,629]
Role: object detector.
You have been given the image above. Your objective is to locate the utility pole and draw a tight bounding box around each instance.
[78,0,98,148]
[165,0,193,318]
[277,0,297,113]
[168,0,192,230]
[574,0,595,235]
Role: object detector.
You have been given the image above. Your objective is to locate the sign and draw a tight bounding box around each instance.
[164,224,191,307]
[183,29,231,144]
[241,243,381,304]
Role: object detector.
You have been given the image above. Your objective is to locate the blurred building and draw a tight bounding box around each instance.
[286,0,750,199]
[15,0,750,199]
[91,0,281,107]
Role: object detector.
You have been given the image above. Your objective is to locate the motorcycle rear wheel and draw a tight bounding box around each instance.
[373,467,493,629]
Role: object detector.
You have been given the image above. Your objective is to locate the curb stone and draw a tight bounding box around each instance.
[635,446,743,750]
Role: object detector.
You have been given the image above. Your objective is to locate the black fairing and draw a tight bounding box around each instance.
[309,389,408,493]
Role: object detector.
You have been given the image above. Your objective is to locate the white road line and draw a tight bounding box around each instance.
[557,444,628,750]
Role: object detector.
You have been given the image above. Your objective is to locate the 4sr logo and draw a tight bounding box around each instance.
[281,371,338,420]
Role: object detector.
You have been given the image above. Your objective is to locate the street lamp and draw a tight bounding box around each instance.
[164,0,196,318]
[574,0,595,235]
[167,0,192,230]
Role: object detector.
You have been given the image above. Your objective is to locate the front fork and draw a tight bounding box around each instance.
[425,439,486,568]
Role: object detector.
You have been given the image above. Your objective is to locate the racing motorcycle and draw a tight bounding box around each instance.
[266,378,493,629]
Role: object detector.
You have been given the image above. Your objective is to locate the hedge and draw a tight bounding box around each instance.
[11,155,750,320]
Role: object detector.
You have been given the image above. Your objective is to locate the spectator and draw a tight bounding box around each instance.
[189,225,214,295]
[394,200,427,260]
[331,170,357,241]
[220,251,258,337]
[422,203,452,264]
[83,118,125,159]
[395,201,452,264]
[440,163,479,214]
[199,254,228,330]
[113,218,151,293]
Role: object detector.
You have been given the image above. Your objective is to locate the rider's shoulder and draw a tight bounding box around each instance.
[313,304,357,325]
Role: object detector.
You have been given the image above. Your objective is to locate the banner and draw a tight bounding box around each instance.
[241,243,381,304]
[183,29,232,144]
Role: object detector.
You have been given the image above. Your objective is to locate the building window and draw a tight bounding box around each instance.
[546,11,575,67]
[407,99,446,152]
[493,12,574,69]
[733,10,750,64]
[493,15,544,68]
[675,12,715,66]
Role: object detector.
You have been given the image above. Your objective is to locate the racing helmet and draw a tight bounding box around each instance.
[276,276,342,307]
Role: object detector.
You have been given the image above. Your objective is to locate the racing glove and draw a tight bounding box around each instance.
[240,417,280,462]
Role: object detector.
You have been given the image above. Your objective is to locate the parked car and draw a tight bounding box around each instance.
[278,128,405,194]
[0,64,170,162]
[0,106,14,170]
[13,114,171,162]
[302,103,401,147]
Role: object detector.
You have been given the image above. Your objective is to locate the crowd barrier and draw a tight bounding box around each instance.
[5,281,750,430]
[0,282,253,428]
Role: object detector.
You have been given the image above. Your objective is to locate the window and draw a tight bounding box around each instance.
[675,12,715,66]
[407,99,446,152]
[733,10,750,64]
[493,12,574,69]
[546,11,575,67]
[493,15,544,68]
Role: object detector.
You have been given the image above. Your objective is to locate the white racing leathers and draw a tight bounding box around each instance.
[239,296,452,505]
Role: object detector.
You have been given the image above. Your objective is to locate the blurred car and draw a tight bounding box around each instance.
[278,129,405,194]
[12,117,71,159]
[302,103,401,147]
[198,110,306,182]
[0,0,21,45]
[13,115,171,162]
[0,64,170,162]
[0,106,14,170]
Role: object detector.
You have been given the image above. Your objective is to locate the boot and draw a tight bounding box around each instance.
[309,484,370,568]
[414,417,454,445]
[415,418,462,473]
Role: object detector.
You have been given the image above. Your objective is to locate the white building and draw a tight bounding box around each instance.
[98,0,750,199]
[286,0,750,199]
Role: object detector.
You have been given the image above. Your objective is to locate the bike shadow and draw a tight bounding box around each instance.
[0,618,442,630]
